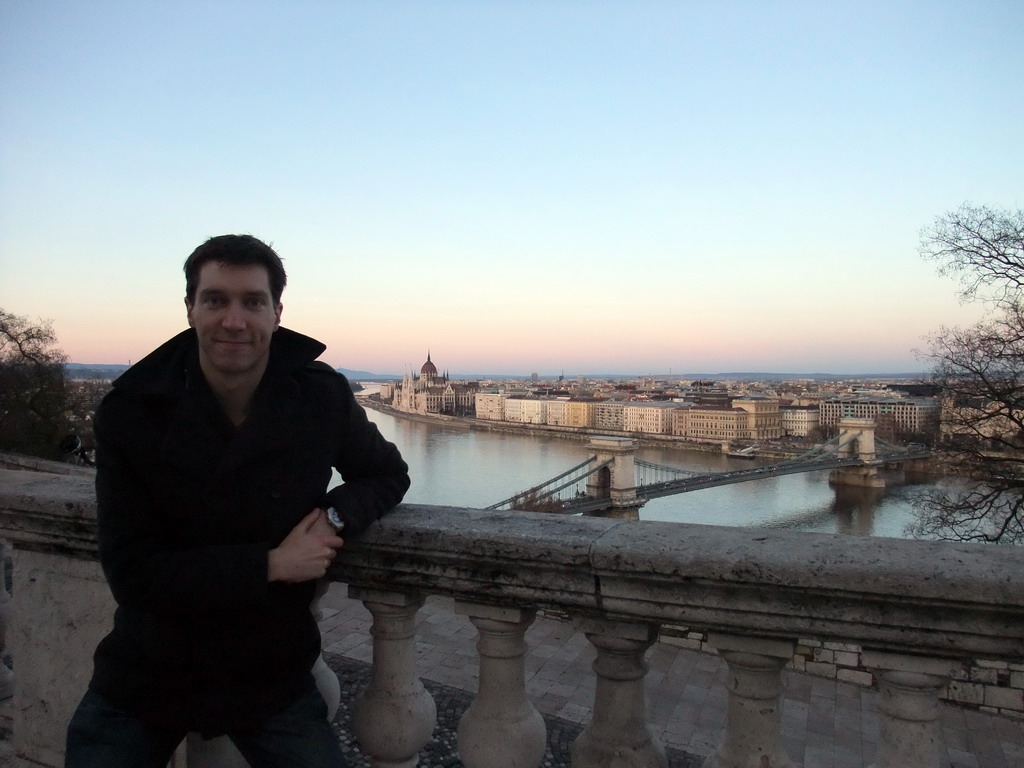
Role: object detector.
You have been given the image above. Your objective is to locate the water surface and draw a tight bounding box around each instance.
[363,400,943,539]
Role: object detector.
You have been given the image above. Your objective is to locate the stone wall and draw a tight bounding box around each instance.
[660,624,1024,718]
[0,453,93,477]
[3,467,1024,768]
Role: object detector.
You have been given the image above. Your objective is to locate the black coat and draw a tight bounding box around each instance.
[88,327,410,735]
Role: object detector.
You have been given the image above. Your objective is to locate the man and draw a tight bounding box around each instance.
[66,235,410,767]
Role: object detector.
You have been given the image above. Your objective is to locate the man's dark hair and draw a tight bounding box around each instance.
[184,234,288,305]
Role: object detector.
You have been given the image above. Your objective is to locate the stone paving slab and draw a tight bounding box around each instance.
[320,584,1024,768]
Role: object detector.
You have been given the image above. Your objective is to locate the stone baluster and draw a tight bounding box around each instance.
[350,587,436,768]
[863,651,959,768]
[455,602,546,768]
[186,733,247,768]
[310,580,342,721]
[703,633,795,768]
[571,618,667,768]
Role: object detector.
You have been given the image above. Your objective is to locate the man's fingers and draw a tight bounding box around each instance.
[299,508,324,533]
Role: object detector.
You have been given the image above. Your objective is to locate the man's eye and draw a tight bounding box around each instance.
[247,298,266,308]
[205,297,226,307]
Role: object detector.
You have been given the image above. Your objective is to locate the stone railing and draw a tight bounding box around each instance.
[1,467,1023,768]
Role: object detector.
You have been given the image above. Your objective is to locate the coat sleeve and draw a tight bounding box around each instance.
[94,394,274,616]
[323,376,411,535]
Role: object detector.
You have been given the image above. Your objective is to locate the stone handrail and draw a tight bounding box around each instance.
[1,467,1022,768]
[335,504,1022,660]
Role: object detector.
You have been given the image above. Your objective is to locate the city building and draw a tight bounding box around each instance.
[819,396,940,440]
[566,399,599,428]
[780,405,820,437]
[593,400,626,432]
[733,396,783,439]
[676,405,748,441]
[672,397,783,442]
[504,397,547,424]
[475,392,506,421]
[622,402,680,435]
[441,381,480,416]
[392,353,459,415]
[390,368,938,447]
[545,399,570,427]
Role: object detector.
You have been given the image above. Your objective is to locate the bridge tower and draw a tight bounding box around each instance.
[585,436,641,518]
[830,417,885,488]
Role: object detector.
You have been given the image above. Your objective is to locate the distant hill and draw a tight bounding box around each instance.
[428,371,929,382]
[66,363,130,380]
[66,364,927,383]
[336,368,399,381]
[666,372,929,382]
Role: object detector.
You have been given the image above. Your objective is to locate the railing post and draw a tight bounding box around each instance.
[571,617,667,768]
[703,633,795,768]
[455,602,546,768]
[349,587,436,768]
[310,580,343,721]
[863,651,959,768]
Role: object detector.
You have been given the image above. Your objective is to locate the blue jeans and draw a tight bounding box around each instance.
[65,684,348,768]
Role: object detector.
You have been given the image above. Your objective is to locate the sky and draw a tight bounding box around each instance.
[1,1,1021,376]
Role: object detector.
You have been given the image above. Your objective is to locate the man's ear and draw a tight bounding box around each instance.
[274,302,283,330]
[185,297,195,328]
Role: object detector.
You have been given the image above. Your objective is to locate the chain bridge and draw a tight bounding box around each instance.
[485,418,932,516]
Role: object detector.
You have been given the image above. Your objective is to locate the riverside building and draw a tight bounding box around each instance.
[622,401,680,434]
[593,400,626,431]
[398,369,938,447]
[504,397,547,424]
[392,353,479,416]
[819,396,940,441]
[671,397,784,442]
[475,392,506,421]
[780,404,820,437]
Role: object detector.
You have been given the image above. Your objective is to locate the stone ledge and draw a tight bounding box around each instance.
[0,454,93,478]
[0,470,97,557]
[4,473,1024,722]
[338,505,1024,660]
[672,626,1024,716]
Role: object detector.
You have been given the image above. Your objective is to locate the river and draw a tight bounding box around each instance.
[358,392,948,539]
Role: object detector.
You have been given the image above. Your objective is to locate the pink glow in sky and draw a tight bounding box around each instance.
[1,1,1018,375]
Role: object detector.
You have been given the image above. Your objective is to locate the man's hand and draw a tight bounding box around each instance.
[268,508,343,583]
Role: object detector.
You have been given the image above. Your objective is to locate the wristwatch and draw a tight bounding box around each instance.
[326,506,346,533]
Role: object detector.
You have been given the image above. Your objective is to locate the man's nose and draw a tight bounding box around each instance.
[222,302,247,329]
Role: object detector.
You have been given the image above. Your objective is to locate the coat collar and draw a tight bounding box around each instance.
[112,327,328,398]
[117,327,329,480]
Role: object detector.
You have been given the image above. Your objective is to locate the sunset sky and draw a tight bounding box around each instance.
[2,1,1021,376]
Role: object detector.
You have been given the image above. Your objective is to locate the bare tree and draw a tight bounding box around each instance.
[920,203,1024,305]
[912,205,1024,543]
[0,309,72,460]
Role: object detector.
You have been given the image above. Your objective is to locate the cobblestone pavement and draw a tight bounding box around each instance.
[319,585,1024,768]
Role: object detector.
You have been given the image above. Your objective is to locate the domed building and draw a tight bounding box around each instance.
[392,352,479,416]
[420,351,438,383]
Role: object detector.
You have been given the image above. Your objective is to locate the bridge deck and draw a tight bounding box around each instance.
[498,448,932,515]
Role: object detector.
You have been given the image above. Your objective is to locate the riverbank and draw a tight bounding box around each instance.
[356,395,940,537]
[359,397,801,459]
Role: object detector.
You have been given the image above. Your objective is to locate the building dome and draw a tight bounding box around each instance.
[420,352,438,378]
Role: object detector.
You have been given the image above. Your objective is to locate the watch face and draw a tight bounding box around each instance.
[328,508,345,530]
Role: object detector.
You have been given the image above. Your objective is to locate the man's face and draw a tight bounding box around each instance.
[185,261,282,381]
